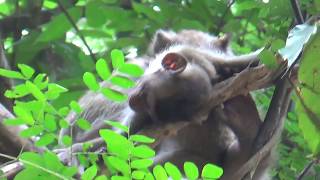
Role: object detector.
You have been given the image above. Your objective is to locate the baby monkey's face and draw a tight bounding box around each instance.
[129,50,214,122]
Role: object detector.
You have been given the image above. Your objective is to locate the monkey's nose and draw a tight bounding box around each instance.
[128,85,148,112]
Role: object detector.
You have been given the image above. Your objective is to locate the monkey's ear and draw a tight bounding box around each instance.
[150,30,174,54]
[212,33,231,51]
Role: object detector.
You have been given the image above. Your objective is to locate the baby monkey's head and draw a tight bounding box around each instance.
[129,30,233,122]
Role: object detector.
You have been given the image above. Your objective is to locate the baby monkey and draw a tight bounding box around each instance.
[59,30,268,180]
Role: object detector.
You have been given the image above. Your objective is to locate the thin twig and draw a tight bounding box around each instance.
[297,159,316,180]
[216,0,235,33]
[56,0,96,62]
[290,0,304,24]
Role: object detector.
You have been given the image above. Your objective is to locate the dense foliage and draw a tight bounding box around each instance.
[0,0,319,179]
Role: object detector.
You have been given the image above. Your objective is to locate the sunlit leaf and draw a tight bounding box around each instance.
[184,162,199,180]
[105,120,129,133]
[111,49,125,69]
[201,163,223,179]
[44,114,57,132]
[96,58,111,80]
[132,145,155,158]
[164,162,182,180]
[131,159,153,169]
[76,118,92,130]
[35,133,56,147]
[132,170,146,179]
[106,156,130,176]
[129,135,155,144]
[70,101,82,114]
[101,88,127,102]
[83,72,100,91]
[118,63,144,77]
[0,68,24,79]
[110,76,135,89]
[82,165,98,180]
[18,64,35,79]
[25,81,46,101]
[153,165,168,180]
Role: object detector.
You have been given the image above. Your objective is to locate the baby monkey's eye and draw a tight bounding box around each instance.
[161,53,187,73]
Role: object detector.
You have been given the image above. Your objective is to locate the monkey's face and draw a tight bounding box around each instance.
[129,51,214,122]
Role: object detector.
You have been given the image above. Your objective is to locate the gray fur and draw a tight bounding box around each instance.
[59,30,268,179]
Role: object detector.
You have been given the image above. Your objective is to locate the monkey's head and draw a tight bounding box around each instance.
[128,30,233,122]
[129,50,218,122]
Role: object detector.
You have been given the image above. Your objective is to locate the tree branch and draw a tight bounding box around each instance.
[0,103,38,163]
[290,0,304,24]
[56,0,97,63]
[297,159,317,180]
[0,41,13,111]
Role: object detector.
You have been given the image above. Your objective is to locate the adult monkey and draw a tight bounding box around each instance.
[59,30,269,179]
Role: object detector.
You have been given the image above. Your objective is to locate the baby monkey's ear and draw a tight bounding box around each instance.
[150,30,174,55]
[212,33,232,52]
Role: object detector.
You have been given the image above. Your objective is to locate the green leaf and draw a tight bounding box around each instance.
[96,58,111,80]
[132,145,155,159]
[59,119,70,128]
[118,63,144,77]
[18,64,35,79]
[279,24,317,66]
[184,162,199,180]
[58,107,70,117]
[70,101,82,114]
[25,81,46,101]
[12,84,30,98]
[99,129,132,159]
[129,135,155,144]
[86,1,107,27]
[13,106,34,125]
[110,76,135,89]
[35,133,56,147]
[76,118,92,130]
[153,165,168,180]
[46,83,68,100]
[62,135,72,146]
[131,159,153,169]
[33,74,48,89]
[106,156,130,175]
[44,114,57,132]
[201,164,223,179]
[20,126,44,138]
[105,120,129,133]
[95,175,109,180]
[144,173,155,180]
[37,7,82,42]
[258,49,278,69]
[0,68,24,79]
[271,39,285,51]
[101,88,127,102]
[296,31,320,155]
[132,170,146,179]
[3,118,26,126]
[43,0,58,9]
[82,165,98,180]
[111,176,130,180]
[19,152,44,169]
[111,49,125,69]
[83,72,100,91]
[164,162,182,180]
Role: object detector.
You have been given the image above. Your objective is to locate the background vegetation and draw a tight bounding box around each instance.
[0,0,319,179]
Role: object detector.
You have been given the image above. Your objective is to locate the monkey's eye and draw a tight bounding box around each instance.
[161,53,187,73]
